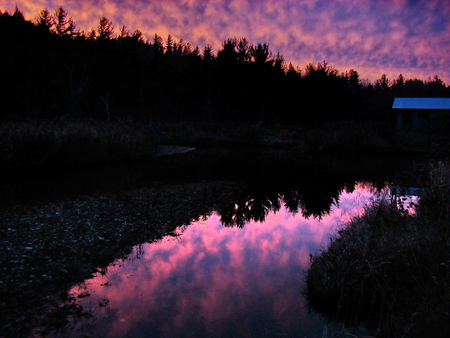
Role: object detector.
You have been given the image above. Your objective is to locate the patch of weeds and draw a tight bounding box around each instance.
[305,162,450,337]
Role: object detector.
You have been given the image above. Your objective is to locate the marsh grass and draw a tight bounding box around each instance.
[160,121,297,147]
[0,117,153,175]
[305,162,450,337]
[1,118,446,177]
[161,121,443,156]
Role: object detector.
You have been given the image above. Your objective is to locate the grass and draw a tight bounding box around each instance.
[305,161,450,337]
[0,117,154,175]
[161,120,447,156]
[1,117,448,177]
[160,120,306,149]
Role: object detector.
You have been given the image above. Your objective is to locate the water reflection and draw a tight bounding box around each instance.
[217,181,386,228]
[64,183,384,338]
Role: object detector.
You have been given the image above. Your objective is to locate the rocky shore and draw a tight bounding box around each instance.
[0,181,239,337]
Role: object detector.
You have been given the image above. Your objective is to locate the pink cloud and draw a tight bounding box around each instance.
[65,182,389,337]
[3,0,448,83]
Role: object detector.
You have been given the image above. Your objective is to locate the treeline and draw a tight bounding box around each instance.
[1,6,449,125]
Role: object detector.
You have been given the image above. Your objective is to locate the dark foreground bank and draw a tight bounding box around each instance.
[305,161,450,337]
[0,181,241,337]
[0,118,155,177]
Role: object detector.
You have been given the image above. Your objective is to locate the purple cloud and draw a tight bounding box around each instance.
[3,0,449,83]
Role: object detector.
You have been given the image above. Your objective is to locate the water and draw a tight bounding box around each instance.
[62,183,390,338]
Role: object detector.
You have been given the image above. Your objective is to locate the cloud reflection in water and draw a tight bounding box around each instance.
[67,183,386,338]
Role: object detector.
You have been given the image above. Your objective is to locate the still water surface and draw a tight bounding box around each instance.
[64,183,389,338]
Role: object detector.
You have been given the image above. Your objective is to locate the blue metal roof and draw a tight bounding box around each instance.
[393,97,450,109]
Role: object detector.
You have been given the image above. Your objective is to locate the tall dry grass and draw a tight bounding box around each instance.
[305,162,450,337]
[161,120,444,156]
[0,117,153,174]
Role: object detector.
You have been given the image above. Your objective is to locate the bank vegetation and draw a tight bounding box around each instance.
[306,161,450,337]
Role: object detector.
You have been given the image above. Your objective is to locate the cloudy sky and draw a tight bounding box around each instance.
[2,0,449,84]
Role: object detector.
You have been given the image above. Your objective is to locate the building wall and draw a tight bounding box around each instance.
[396,109,450,130]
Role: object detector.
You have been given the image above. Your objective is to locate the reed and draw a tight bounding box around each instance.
[161,120,442,156]
[305,162,450,337]
[1,118,446,176]
[0,117,153,175]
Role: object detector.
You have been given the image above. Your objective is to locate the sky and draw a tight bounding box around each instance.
[2,0,449,84]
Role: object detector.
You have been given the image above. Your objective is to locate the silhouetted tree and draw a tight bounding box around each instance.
[152,33,164,55]
[426,75,448,96]
[131,29,144,43]
[392,73,405,96]
[52,6,75,36]
[117,25,129,40]
[97,16,114,40]
[375,74,390,92]
[86,28,96,40]
[348,69,361,89]
[404,78,425,97]
[237,37,251,62]
[217,38,239,65]
[165,34,174,54]
[251,42,271,64]
[286,62,299,77]
[301,61,343,123]
[192,45,201,56]
[36,8,53,31]
[1,6,448,124]
[12,5,24,21]
[203,44,214,61]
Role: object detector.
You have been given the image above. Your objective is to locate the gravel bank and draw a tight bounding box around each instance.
[0,181,239,337]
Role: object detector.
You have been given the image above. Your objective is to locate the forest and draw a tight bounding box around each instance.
[1,5,449,126]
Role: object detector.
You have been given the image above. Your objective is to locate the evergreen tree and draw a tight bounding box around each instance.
[12,5,24,21]
[36,8,53,30]
[131,29,144,43]
[152,33,164,53]
[1,5,448,124]
[52,6,75,36]
[97,16,114,40]
[117,25,129,40]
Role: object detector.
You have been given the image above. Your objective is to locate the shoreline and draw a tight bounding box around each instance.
[0,118,443,337]
[0,181,241,337]
[0,118,441,180]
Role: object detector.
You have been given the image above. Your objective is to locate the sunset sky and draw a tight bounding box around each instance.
[2,0,449,84]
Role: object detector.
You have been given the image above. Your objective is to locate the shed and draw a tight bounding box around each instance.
[393,97,450,130]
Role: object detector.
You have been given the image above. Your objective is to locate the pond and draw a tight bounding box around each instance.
[60,182,390,338]
[2,148,423,337]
